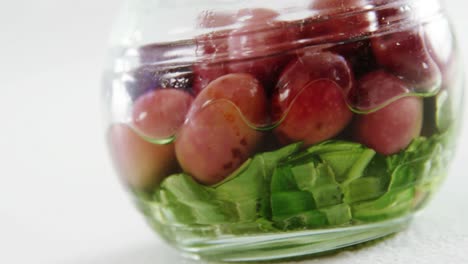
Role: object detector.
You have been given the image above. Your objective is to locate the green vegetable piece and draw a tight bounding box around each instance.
[214,158,264,201]
[274,210,328,230]
[342,149,376,186]
[262,142,302,174]
[291,163,343,208]
[157,189,197,224]
[271,166,298,193]
[306,141,363,155]
[343,177,386,204]
[388,164,417,191]
[161,174,212,204]
[211,159,252,188]
[160,174,234,224]
[352,187,415,222]
[319,204,352,226]
[271,191,315,219]
[212,143,302,222]
[319,150,364,182]
[213,158,265,221]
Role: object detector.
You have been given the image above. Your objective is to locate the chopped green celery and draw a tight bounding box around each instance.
[343,177,386,204]
[342,149,376,186]
[161,174,212,204]
[287,141,362,168]
[274,204,351,230]
[160,174,237,224]
[274,210,328,230]
[271,166,298,192]
[146,132,450,230]
[291,163,343,208]
[319,150,365,182]
[261,142,302,173]
[211,159,252,188]
[214,157,264,201]
[271,191,315,219]
[213,143,302,222]
[306,141,364,155]
[157,189,197,224]
[158,188,231,224]
[319,204,352,226]
[388,163,417,191]
[352,187,415,222]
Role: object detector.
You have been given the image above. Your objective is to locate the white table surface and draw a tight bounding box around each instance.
[1,1,468,263]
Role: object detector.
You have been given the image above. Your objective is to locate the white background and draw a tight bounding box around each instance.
[1,1,467,263]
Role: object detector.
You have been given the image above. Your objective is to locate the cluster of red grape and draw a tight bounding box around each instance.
[109,1,453,188]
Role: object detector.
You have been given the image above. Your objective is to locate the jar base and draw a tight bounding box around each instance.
[169,215,412,262]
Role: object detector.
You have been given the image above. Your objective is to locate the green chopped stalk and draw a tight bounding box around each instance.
[319,150,365,182]
[319,204,352,226]
[160,176,236,224]
[343,177,385,204]
[352,187,415,222]
[291,163,343,208]
[261,142,302,172]
[306,141,363,154]
[271,167,298,192]
[211,159,252,188]
[271,191,315,219]
[342,149,376,186]
[214,157,264,201]
[274,210,328,230]
[161,174,212,204]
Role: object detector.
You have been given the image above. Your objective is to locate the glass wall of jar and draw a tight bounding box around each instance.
[103,0,464,261]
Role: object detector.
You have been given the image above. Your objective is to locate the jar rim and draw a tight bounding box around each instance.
[127,0,445,67]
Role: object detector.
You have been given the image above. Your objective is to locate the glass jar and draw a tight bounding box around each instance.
[103,0,464,261]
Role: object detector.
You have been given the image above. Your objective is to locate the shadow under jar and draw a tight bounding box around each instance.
[103,0,464,261]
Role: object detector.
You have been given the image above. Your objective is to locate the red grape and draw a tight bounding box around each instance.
[328,40,378,78]
[227,8,294,90]
[274,51,354,110]
[192,62,227,95]
[306,0,376,41]
[189,73,268,126]
[176,103,263,185]
[272,51,354,146]
[108,124,177,190]
[274,79,353,146]
[348,70,410,112]
[352,72,423,155]
[372,27,441,91]
[132,89,194,140]
[176,73,267,184]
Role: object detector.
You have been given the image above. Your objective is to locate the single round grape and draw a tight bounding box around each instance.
[274,51,355,112]
[176,73,267,184]
[347,70,410,112]
[352,74,423,155]
[227,8,294,90]
[192,62,227,95]
[189,73,268,126]
[372,27,441,91]
[132,89,194,140]
[328,40,378,79]
[175,102,263,185]
[108,124,177,190]
[274,79,353,146]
